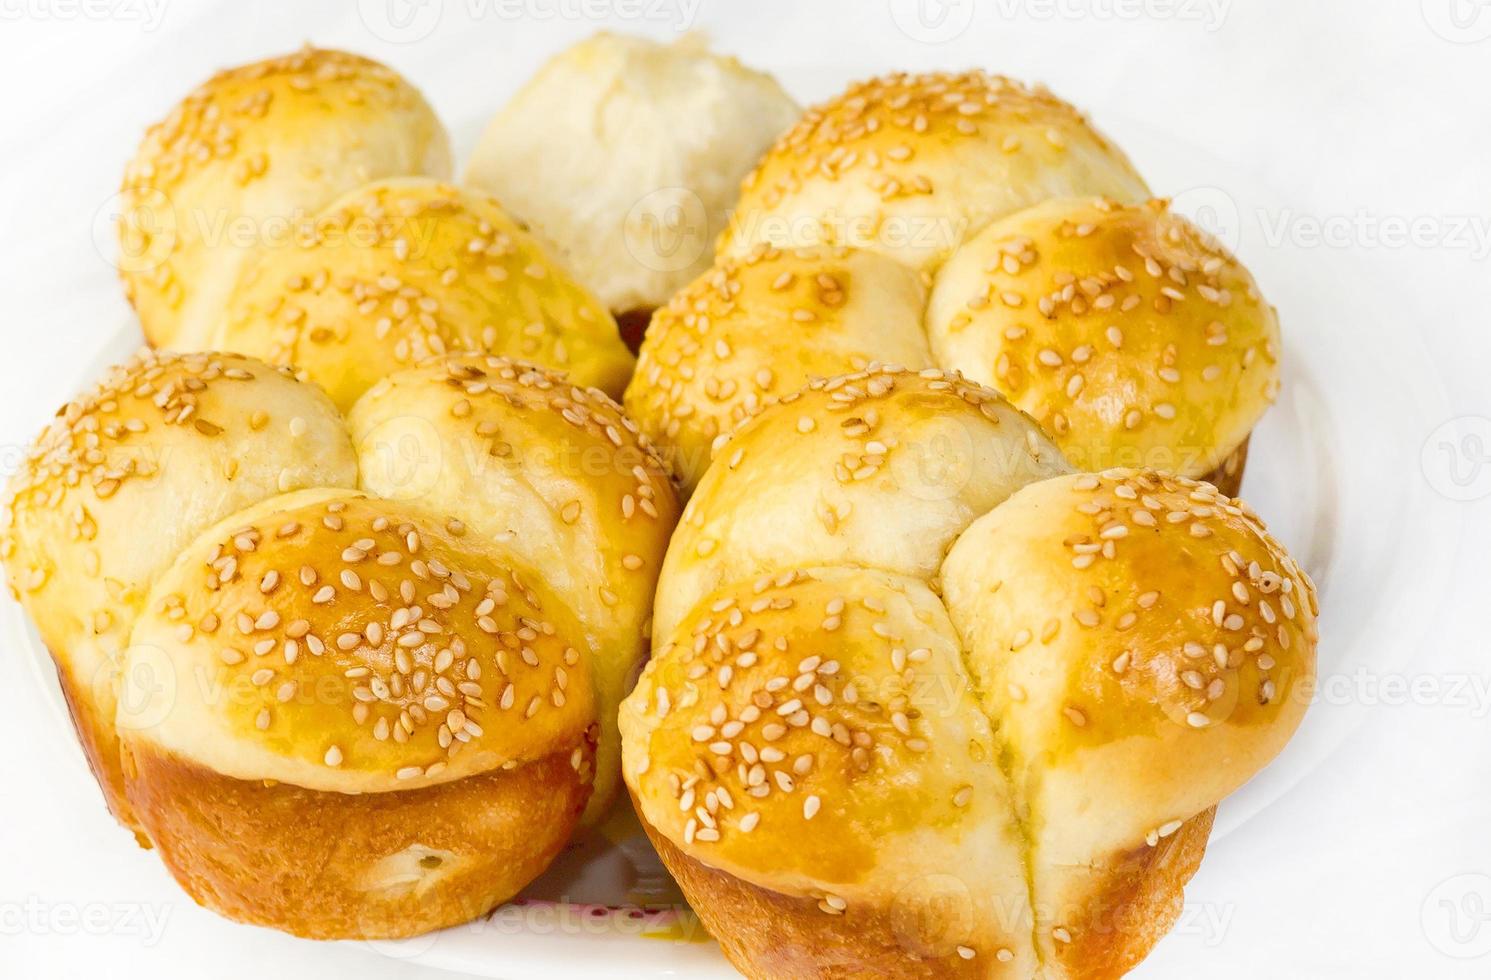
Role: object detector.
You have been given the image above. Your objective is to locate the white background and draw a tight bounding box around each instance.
[0,0,1488,977]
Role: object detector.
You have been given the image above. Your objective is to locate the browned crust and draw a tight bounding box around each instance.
[1200,436,1249,498]
[640,796,1215,979]
[1050,806,1215,980]
[52,657,149,846]
[639,806,996,980]
[125,739,593,939]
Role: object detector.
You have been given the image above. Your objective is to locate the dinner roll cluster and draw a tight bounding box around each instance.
[628,72,1279,494]
[620,366,1317,978]
[467,33,800,336]
[119,47,632,402]
[2,350,678,937]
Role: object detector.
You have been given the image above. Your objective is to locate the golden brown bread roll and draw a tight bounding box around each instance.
[720,71,1148,271]
[0,350,358,836]
[625,244,933,489]
[119,47,451,351]
[348,353,680,820]
[122,488,596,937]
[3,351,678,937]
[620,368,1317,978]
[927,197,1280,485]
[466,33,800,323]
[212,177,634,411]
[631,198,1278,495]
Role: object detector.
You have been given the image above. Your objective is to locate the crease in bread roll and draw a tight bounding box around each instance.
[630,197,1280,497]
[721,71,1148,272]
[119,47,452,351]
[212,178,635,411]
[4,350,678,938]
[625,244,935,490]
[621,366,1317,978]
[348,353,680,820]
[466,32,801,319]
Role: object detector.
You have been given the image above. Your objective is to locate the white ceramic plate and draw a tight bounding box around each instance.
[4,111,1453,978]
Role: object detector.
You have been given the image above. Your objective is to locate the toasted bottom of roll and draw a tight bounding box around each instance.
[1041,807,1214,980]
[52,654,148,846]
[639,798,1215,980]
[124,741,593,939]
[639,811,989,979]
[1201,436,1250,498]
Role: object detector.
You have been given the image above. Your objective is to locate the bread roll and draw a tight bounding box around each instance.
[3,351,677,937]
[0,351,357,836]
[348,354,679,819]
[941,469,1315,973]
[466,33,800,330]
[721,71,1147,271]
[652,366,1068,641]
[927,197,1280,488]
[213,178,634,411]
[122,488,595,937]
[622,367,1318,976]
[625,245,932,490]
[119,47,450,350]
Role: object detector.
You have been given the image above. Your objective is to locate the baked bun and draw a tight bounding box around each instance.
[119,47,451,350]
[927,197,1280,489]
[466,33,799,335]
[212,178,634,410]
[621,370,1318,978]
[0,351,357,836]
[721,71,1147,271]
[625,245,933,489]
[347,353,680,819]
[4,352,677,937]
[939,469,1314,974]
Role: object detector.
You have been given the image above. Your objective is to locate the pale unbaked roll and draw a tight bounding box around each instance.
[466,33,800,322]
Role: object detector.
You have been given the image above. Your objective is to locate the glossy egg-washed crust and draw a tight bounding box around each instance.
[719,71,1148,271]
[927,197,1279,481]
[635,72,1276,495]
[620,365,1317,978]
[2,350,677,937]
[214,178,634,410]
[119,47,452,351]
[629,197,1277,494]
